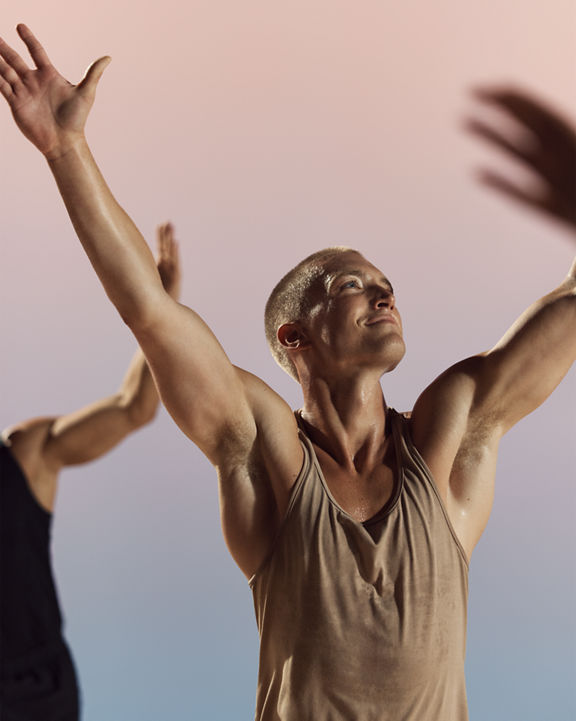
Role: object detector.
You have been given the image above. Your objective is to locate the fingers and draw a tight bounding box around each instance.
[464,107,551,195]
[464,117,535,166]
[156,222,170,256]
[77,56,111,98]
[0,35,31,79]
[0,24,51,101]
[156,222,177,262]
[0,73,13,100]
[155,222,181,298]
[0,55,20,98]
[471,86,574,142]
[170,231,180,266]
[476,169,550,216]
[16,24,51,69]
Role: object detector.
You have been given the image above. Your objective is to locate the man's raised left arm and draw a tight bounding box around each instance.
[410,88,575,556]
[465,85,576,431]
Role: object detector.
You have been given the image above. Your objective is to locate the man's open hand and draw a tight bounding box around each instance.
[0,24,110,160]
[466,86,576,232]
[156,223,182,301]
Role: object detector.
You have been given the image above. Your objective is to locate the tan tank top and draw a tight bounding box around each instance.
[249,408,469,721]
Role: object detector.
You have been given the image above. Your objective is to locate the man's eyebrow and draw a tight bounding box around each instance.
[325,269,361,289]
[328,269,364,282]
[327,269,394,292]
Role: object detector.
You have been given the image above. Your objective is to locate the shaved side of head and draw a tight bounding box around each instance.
[265,247,358,381]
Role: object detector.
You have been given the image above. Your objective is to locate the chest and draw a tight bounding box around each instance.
[314,449,398,523]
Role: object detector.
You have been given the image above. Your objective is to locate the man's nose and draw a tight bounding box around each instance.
[374,290,395,310]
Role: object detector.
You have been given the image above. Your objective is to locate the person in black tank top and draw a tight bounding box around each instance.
[0,225,181,720]
[0,441,80,721]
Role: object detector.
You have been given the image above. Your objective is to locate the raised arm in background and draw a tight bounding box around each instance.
[2,223,181,513]
[0,24,303,577]
[408,87,576,557]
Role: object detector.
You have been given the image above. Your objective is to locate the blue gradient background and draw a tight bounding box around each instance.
[1,1,574,719]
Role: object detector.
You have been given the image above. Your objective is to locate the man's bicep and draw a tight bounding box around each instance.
[134,298,258,460]
[410,359,482,486]
[410,360,501,557]
[479,286,576,432]
[216,371,305,578]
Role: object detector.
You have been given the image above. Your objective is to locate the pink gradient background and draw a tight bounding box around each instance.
[1,1,574,719]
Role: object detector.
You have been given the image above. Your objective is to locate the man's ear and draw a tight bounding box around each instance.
[277,323,309,350]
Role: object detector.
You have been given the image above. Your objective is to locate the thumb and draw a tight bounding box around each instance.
[77,56,111,97]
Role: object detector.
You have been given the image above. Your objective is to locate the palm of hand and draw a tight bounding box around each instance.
[9,65,91,155]
[0,25,108,159]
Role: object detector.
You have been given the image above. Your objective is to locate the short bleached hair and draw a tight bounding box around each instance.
[264,247,356,382]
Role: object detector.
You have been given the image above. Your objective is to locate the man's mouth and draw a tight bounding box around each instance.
[365,313,397,326]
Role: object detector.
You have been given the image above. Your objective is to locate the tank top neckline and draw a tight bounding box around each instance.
[294,407,404,527]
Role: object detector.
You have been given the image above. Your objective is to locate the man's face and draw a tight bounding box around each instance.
[302,251,405,376]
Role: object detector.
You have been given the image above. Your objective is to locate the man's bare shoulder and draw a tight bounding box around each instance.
[216,369,305,577]
[235,367,303,466]
[412,355,486,424]
[2,417,55,461]
[236,368,297,422]
[407,355,491,486]
[235,368,304,505]
[1,418,59,510]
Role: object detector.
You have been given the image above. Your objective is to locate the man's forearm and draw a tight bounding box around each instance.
[47,137,165,327]
[117,349,160,428]
[37,350,160,470]
[1,27,169,328]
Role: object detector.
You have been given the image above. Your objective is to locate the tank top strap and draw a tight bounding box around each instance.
[388,407,470,568]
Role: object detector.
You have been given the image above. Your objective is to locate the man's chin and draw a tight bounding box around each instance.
[380,357,403,375]
[378,338,406,372]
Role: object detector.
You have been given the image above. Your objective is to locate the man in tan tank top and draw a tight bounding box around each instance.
[1,26,574,720]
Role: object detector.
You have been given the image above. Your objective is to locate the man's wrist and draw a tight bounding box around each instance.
[44,133,89,164]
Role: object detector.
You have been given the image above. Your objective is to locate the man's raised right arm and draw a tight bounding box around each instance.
[0,26,304,575]
[0,24,258,462]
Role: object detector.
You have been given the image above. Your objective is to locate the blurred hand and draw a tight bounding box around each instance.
[0,24,110,159]
[156,223,182,300]
[466,86,576,233]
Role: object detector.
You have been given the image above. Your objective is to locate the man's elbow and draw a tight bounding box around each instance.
[119,396,159,430]
[118,305,156,336]
[116,285,173,337]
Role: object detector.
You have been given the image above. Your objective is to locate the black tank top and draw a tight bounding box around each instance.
[0,440,64,667]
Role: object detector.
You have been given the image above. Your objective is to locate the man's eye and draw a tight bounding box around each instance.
[341,280,359,290]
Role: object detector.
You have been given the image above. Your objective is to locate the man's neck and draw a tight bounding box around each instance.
[299,371,389,472]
